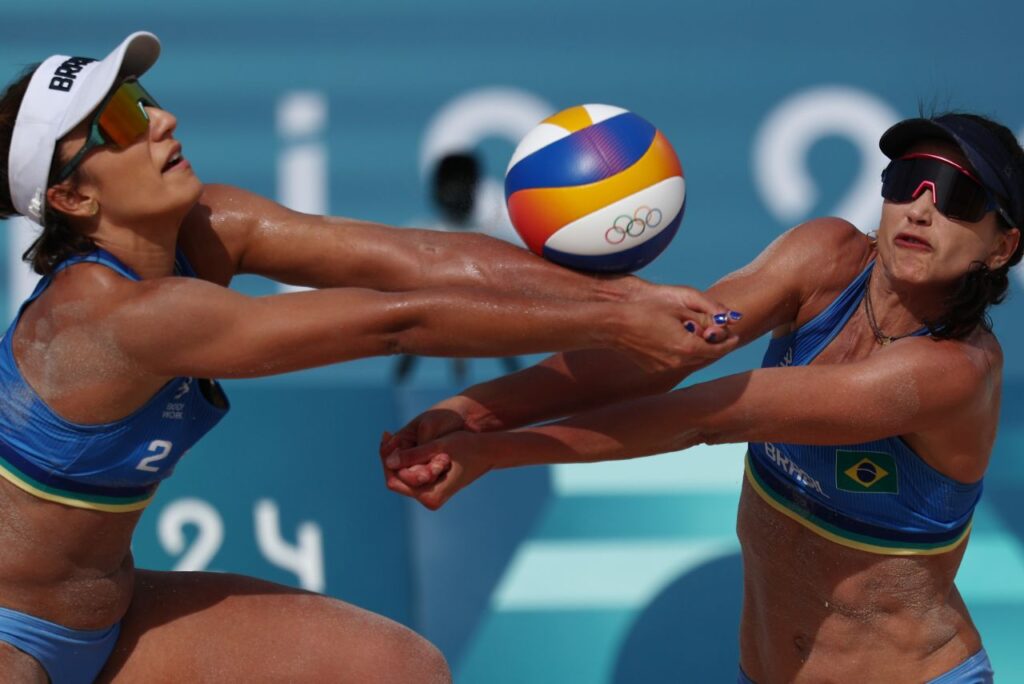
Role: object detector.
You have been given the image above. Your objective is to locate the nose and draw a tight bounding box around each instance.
[146,106,178,140]
[906,184,936,225]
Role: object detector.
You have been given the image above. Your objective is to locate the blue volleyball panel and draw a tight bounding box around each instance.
[542,205,684,273]
[505,113,657,198]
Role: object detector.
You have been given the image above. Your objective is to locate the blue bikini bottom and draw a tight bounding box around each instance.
[738,648,993,684]
[0,604,120,684]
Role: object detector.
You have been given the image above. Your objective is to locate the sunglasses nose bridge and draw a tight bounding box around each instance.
[911,180,938,205]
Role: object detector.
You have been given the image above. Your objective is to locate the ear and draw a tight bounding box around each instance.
[987,227,1020,270]
[46,182,98,219]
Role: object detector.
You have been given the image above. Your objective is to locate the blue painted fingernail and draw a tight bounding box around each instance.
[713,313,728,326]
[707,332,718,342]
[730,311,743,321]
[684,322,696,333]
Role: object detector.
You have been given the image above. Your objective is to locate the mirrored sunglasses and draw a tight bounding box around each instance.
[53,78,159,183]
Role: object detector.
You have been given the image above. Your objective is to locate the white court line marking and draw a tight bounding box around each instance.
[552,443,746,496]
[492,539,739,610]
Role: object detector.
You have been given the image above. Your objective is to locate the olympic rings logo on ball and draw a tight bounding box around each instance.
[605,206,663,244]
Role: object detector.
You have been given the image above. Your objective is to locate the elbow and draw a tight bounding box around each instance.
[701,428,733,446]
[373,292,431,356]
[383,330,405,356]
[687,420,750,449]
[385,311,442,357]
[661,427,717,453]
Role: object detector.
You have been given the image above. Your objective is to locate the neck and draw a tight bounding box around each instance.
[86,214,182,280]
[865,262,947,342]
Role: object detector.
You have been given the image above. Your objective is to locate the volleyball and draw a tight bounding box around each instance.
[504,104,685,273]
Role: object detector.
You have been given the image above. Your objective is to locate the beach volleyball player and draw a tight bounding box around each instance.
[386,112,1022,682]
[0,32,737,682]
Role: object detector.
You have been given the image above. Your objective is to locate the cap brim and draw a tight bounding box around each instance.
[55,31,161,137]
[118,31,160,77]
[879,118,960,160]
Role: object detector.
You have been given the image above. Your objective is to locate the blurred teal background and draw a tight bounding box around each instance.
[2,2,1023,681]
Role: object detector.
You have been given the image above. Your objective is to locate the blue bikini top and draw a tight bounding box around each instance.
[746,261,981,555]
[0,249,229,512]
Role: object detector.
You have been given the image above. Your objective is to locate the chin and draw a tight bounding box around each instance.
[880,247,933,284]
[159,182,204,224]
[167,176,204,212]
[893,256,933,279]
[184,178,204,205]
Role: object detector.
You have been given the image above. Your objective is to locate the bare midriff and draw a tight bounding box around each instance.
[736,478,981,684]
[0,478,139,631]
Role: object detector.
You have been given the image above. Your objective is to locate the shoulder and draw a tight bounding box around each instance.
[781,217,873,277]
[784,216,868,248]
[193,183,278,214]
[749,218,869,273]
[51,260,137,298]
[955,326,1004,384]
[178,184,280,285]
[48,262,201,312]
[751,218,873,314]
[21,263,147,340]
[182,183,269,238]
[892,331,999,408]
[913,322,1004,375]
[864,331,1000,480]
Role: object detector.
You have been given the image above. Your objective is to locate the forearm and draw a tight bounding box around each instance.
[496,381,722,469]
[496,360,938,469]
[242,214,638,301]
[450,350,694,432]
[391,288,625,359]
[196,185,642,301]
[369,228,636,300]
[137,286,637,379]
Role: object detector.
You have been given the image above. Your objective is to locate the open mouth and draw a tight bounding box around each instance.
[894,232,932,250]
[162,150,184,173]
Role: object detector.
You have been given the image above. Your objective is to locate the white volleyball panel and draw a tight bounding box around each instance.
[506,123,575,172]
[582,103,629,125]
[546,176,685,256]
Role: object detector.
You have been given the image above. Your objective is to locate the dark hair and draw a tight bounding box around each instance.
[923,113,1024,340]
[0,64,96,276]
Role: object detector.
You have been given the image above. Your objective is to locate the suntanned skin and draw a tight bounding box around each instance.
[0,99,737,681]
[385,140,1019,682]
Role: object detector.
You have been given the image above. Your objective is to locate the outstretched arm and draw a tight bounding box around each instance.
[180,184,656,303]
[383,218,869,449]
[103,275,732,379]
[386,333,995,508]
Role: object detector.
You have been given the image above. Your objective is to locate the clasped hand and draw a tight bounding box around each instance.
[616,283,742,371]
[380,426,489,511]
[379,286,741,509]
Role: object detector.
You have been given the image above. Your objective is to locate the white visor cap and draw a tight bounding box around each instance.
[8,31,160,225]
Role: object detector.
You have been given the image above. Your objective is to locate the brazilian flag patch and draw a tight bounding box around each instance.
[836,450,898,493]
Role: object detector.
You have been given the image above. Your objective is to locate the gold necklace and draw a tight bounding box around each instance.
[862,270,919,346]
